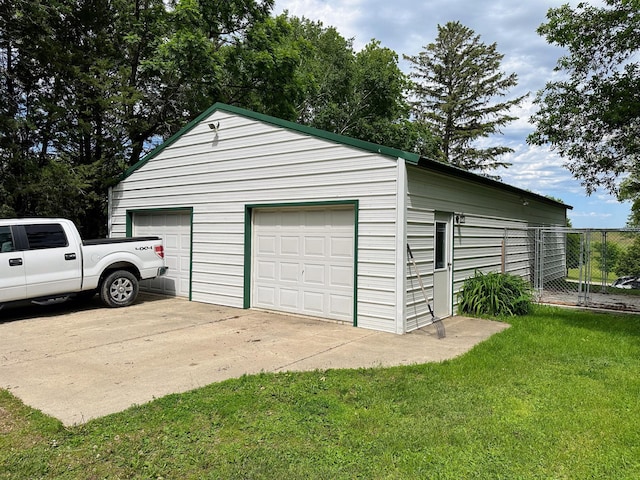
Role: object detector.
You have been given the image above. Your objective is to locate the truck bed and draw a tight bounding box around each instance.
[83,236,161,246]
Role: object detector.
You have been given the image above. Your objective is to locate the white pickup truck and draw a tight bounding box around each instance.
[0,218,168,309]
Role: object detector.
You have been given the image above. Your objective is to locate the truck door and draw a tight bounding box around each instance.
[0,226,26,303]
[22,223,82,298]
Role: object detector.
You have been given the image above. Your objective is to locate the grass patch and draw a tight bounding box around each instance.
[567,267,617,284]
[547,278,640,297]
[2,307,640,479]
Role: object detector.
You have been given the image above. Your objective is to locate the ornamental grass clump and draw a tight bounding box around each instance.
[458,271,533,317]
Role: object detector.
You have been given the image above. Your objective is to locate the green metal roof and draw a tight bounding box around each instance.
[121,102,571,210]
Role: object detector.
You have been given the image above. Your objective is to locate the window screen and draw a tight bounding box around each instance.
[0,226,15,252]
[435,222,446,269]
[24,224,68,250]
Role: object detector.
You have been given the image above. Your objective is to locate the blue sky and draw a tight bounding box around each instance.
[273,0,631,228]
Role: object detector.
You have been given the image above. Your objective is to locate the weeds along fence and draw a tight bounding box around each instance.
[504,228,640,312]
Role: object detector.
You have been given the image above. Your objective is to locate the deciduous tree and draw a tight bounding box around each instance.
[221,14,308,120]
[289,16,436,155]
[0,0,275,235]
[529,0,640,196]
[615,236,640,277]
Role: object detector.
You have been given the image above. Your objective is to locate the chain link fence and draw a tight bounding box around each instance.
[505,228,640,312]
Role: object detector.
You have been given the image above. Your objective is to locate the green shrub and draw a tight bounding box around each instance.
[458,271,533,317]
[615,235,640,277]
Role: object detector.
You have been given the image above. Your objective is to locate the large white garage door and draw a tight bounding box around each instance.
[133,211,191,297]
[253,207,354,322]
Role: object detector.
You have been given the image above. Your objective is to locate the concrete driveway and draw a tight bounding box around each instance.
[0,294,509,426]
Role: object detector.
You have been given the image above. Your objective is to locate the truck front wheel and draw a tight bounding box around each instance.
[100,270,139,308]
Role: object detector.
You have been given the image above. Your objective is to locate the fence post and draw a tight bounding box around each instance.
[585,230,592,304]
[540,229,545,293]
[602,231,608,294]
[534,229,543,294]
[578,230,592,305]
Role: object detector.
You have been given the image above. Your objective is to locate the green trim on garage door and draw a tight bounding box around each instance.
[126,208,194,300]
[243,200,359,326]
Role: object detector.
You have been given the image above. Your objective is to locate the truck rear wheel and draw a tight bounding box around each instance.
[100,270,139,307]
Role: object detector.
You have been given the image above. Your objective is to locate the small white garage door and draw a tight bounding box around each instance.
[253,207,354,322]
[133,211,191,297]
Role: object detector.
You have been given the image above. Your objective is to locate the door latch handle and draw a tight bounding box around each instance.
[65,253,77,261]
[9,258,22,266]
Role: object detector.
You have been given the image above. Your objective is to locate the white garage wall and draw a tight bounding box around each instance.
[132,210,192,297]
[110,109,402,333]
[406,165,567,330]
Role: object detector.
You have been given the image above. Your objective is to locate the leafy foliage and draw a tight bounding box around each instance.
[529,0,640,196]
[288,17,436,155]
[618,175,640,227]
[615,236,640,277]
[0,3,437,235]
[458,271,533,317]
[593,240,624,273]
[222,14,308,120]
[566,232,583,270]
[405,21,526,174]
[0,0,276,235]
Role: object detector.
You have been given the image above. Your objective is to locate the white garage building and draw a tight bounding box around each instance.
[108,103,569,334]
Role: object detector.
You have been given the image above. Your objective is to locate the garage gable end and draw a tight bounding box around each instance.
[120,103,420,181]
[118,102,569,214]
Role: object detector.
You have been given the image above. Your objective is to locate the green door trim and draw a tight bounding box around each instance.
[243,200,359,326]
[126,207,194,301]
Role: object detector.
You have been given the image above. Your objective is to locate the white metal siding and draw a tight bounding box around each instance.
[406,165,566,330]
[110,111,400,333]
[540,229,567,283]
[451,217,529,306]
[406,198,436,331]
[133,211,191,297]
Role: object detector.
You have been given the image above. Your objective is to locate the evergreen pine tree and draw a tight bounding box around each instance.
[405,21,526,174]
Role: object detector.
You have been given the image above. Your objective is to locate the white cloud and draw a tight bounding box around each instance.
[496,144,575,192]
[596,193,623,205]
[273,0,630,227]
[275,0,365,45]
[571,211,614,219]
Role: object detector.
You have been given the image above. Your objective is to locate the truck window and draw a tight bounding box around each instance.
[0,226,15,252]
[24,223,69,250]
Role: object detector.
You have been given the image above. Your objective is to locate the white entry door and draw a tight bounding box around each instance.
[133,211,191,297]
[433,212,452,318]
[252,207,354,322]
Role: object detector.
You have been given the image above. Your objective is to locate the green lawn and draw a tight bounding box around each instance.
[2,306,639,479]
[567,267,618,284]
